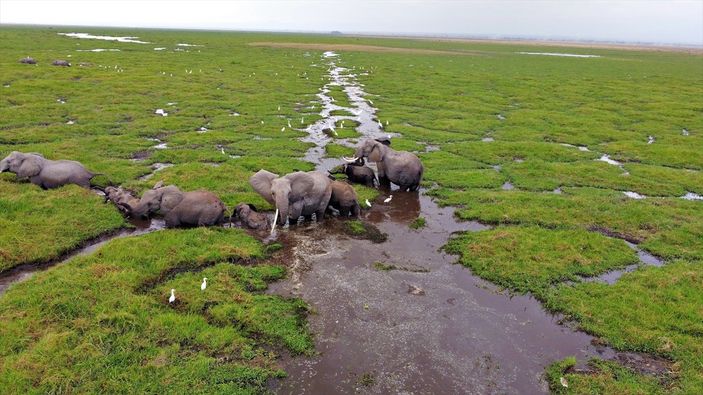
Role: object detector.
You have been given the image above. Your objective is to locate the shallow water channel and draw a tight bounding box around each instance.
[268,52,625,394]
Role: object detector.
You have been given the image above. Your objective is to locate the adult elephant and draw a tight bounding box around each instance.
[344,139,423,191]
[126,184,226,228]
[0,151,98,189]
[249,169,332,230]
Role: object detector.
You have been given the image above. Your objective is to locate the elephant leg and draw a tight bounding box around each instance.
[165,211,180,228]
[351,202,360,217]
[340,206,350,217]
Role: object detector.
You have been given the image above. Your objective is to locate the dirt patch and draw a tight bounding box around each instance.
[250,42,482,56]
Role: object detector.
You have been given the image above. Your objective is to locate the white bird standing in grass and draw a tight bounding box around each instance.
[378,120,383,128]
[201,278,207,291]
[369,99,374,105]
[169,289,176,303]
[384,195,393,203]
[287,119,292,128]
[281,127,286,132]
[365,199,372,207]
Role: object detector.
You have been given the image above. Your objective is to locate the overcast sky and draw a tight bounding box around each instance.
[1,0,701,45]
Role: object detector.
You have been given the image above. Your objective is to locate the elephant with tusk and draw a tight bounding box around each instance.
[0,151,99,189]
[124,183,226,228]
[104,186,140,214]
[249,169,332,232]
[343,138,423,191]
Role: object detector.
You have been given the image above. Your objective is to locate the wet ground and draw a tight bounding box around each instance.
[267,51,637,394]
[0,218,164,296]
[268,190,627,394]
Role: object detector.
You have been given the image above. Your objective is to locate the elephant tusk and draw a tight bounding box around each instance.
[342,156,359,162]
[271,208,279,235]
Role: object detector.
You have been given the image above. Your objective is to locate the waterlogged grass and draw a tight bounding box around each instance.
[546,357,665,394]
[1,25,702,393]
[0,179,125,272]
[0,228,312,393]
[445,226,638,295]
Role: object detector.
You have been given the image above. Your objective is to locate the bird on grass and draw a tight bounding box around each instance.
[287,119,292,128]
[384,195,393,203]
[378,120,383,128]
[281,127,286,132]
[201,278,207,291]
[365,199,372,207]
[169,289,176,303]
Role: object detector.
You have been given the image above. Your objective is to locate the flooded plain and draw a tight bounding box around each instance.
[268,51,642,394]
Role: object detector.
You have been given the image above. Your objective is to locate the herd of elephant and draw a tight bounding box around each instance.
[0,138,424,232]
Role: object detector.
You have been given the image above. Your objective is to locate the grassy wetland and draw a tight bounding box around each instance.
[1,25,702,393]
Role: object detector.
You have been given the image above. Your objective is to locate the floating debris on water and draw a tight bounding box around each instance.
[58,32,149,44]
[517,52,601,58]
[623,191,646,199]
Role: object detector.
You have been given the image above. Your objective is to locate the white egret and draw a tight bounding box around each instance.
[281,127,286,132]
[384,195,393,203]
[168,289,176,303]
[201,278,207,291]
[365,199,372,207]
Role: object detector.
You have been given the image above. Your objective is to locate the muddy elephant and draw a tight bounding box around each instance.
[329,181,361,217]
[125,184,226,228]
[105,186,140,214]
[233,203,270,230]
[344,139,423,191]
[249,169,332,230]
[0,151,98,189]
[329,163,376,187]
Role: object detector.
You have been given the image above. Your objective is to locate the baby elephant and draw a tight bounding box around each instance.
[329,163,377,187]
[126,184,226,228]
[104,186,140,214]
[329,181,360,217]
[0,151,98,189]
[233,203,270,230]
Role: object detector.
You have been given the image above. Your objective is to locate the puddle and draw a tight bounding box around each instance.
[682,128,689,136]
[560,143,590,152]
[177,43,203,47]
[139,162,174,181]
[76,48,120,52]
[586,241,663,284]
[647,136,655,144]
[0,218,165,296]
[58,32,149,44]
[154,109,168,117]
[517,52,601,58]
[270,51,634,394]
[502,181,515,190]
[553,187,562,194]
[681,192,703,201]
[154,47,166,51]
[497,114,506,121]
[482,137,495,142]
[623,191,646,199]
[492,164,502,172]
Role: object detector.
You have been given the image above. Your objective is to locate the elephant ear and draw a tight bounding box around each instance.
[368,143,384,162]
[287,173,316,199]
[249,170,278,205]
[17,156,42,178]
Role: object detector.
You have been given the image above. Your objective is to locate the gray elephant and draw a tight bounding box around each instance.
[329,181,361,217]
[0,151,98,189]
[344,139,423,191]
[105,186,140,214]
[328,163,377,187]
[233,203,270,230]
[125,184,226,228]
[249,169,332,230]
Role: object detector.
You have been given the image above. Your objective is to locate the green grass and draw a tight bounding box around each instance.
[1,25,702,393]
[546,357,665,394]
[445,226,638,295]
[409,216,426,229]
[0,180,125,272]
[0,228,312,393]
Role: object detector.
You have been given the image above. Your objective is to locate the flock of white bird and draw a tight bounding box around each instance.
[168,277,207,304]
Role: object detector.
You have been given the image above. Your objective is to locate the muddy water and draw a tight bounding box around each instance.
[0,218,164,296]
[270,191,618,394]
[269,51,621,394]
[587,241,664,285]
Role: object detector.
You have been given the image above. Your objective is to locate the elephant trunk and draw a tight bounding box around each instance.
[0,159,8,172]
[127,200,150,218]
